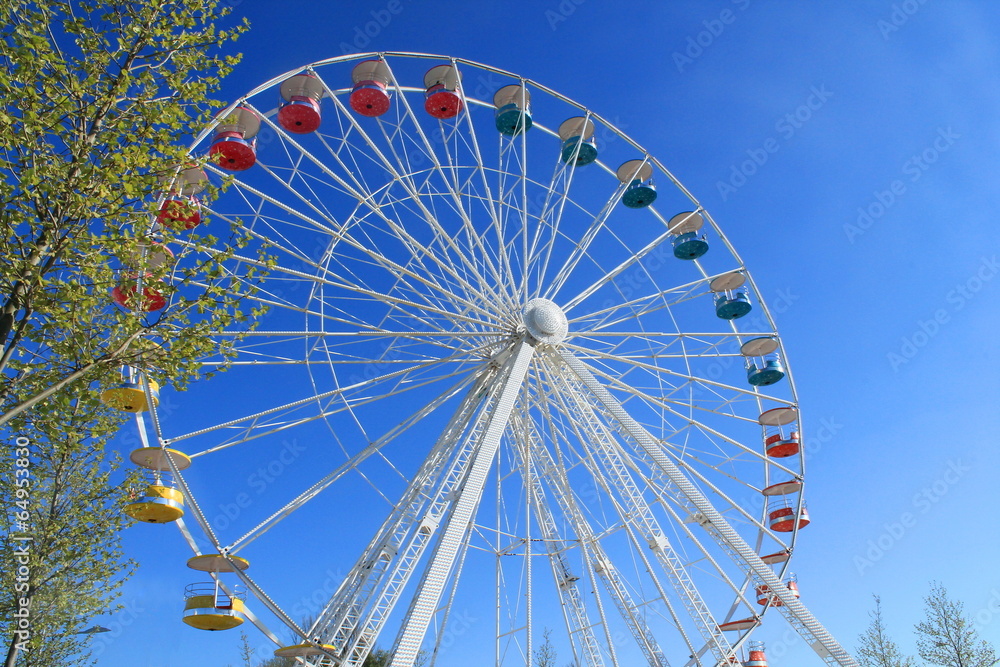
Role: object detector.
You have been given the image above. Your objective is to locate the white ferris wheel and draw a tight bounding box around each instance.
[113,52,856,667]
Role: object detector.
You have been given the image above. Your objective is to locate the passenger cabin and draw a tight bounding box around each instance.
[616,160,657,208]
[182,554,251,631]
[424,64,463,119]
[123,447,191,523]
[349,60,392,117]
[493,84,532,135]
[667,211,709,260]
[768,500,810,532]
[741,337,786,386]
[557,116,597,166]
[100,379,159,413]
[157,165,208,230]
[745,641,769,667]
[278,71,324,133]
[209,106,261,171]
[111,274,166,312]
[758,407,800,458]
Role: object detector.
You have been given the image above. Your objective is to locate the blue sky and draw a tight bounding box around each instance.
[95,2,1000,666]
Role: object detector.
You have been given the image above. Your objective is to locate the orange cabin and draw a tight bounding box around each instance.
[768,503,810,532]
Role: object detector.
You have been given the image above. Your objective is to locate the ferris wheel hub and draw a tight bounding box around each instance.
[524,298,568,345]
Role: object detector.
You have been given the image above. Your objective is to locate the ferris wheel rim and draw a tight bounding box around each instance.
[128,51,825,666]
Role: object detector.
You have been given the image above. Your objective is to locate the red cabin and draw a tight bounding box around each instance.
[157,165,208,230]
[424,64,463,119]
[787,574,801,601]
[349,60,392,117]
[755,576,799,607]
[765,431,800,458]
[768,501,810,533]
[745,642,768,667]
[112,274,166,312]
[209,107,261,171]
[758,406,800,458]
[278,72,324,133]
[755,584,779,606]
[157,195,201,230]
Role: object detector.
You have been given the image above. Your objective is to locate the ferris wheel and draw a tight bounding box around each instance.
[113,52,856,667]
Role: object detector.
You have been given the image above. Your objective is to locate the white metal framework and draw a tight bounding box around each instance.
[137,52,855,667]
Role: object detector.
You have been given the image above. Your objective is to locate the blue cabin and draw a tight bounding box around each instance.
[710,271,752,319]
[668,211,709,260]
[715,287,752,320]
[741,337,785,387]
[558,117,598,166]
[747,354,786,386]
[617,160,657,208]
[493,84,532,135]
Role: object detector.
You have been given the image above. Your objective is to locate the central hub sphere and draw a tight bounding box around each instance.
[523,298,568,345]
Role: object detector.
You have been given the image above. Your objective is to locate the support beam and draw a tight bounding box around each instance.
[389,337,537,666]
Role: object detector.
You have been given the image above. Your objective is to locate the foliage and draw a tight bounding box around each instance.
[254,658,294,667]
[857,595,916,667]
[0,0,259,429]
[915,582,997,667]
[0,384,136,666]
[535,627,558,667]
[239,631,256,667]
[0,0,261,663]
[363,648,392,667]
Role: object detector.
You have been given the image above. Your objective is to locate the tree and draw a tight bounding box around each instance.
[254,658,294,667]
[0,383,136,666]
[254,659,294,667]
[239,631,256,667]
[363,648,392,667]
[857,595,916,667]
[0,0,261,663]
[0,0,257,428]
[535,627,558,667]
[916,582,998,667]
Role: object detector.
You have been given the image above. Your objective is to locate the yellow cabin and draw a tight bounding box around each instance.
[124,448,191,524]
[182,582,246,631]
[100,380,159,413]
[124,483,184,523]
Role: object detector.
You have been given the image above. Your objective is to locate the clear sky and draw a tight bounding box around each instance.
[95,2,1000,666]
